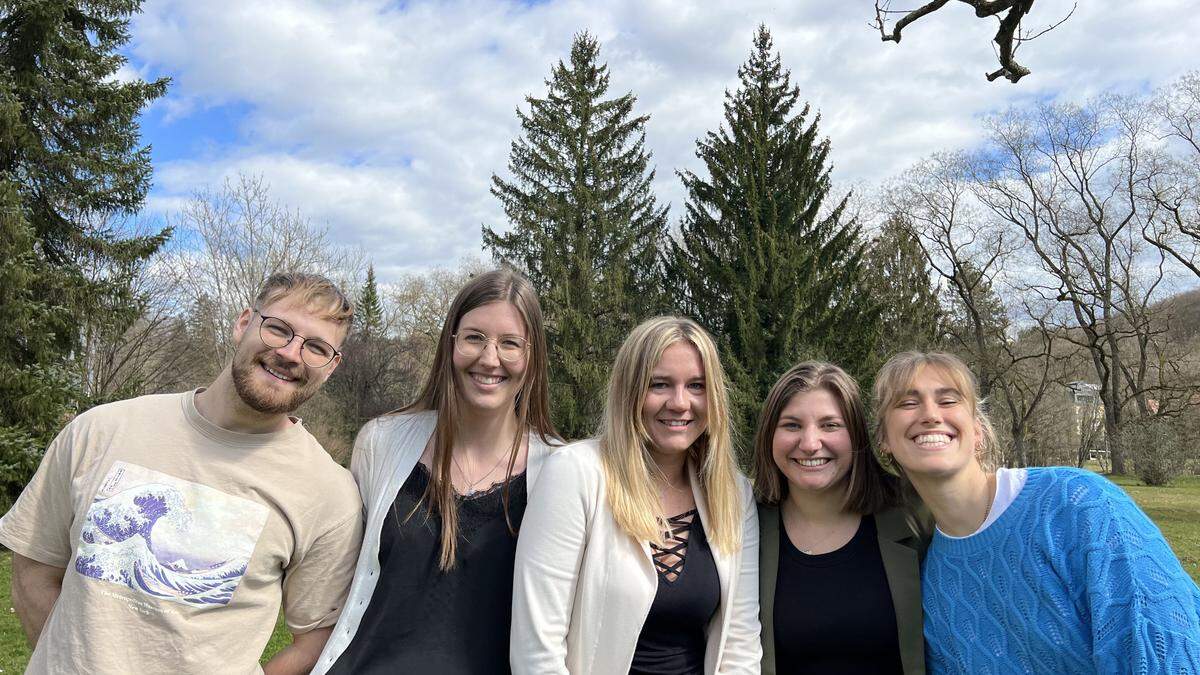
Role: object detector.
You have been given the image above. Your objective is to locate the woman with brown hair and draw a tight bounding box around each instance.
[511,316,760,674]
[312,268,560,674]
[754,361,929,675]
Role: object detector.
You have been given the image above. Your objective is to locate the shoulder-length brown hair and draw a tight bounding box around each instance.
[752,361,902,514]
[398,268,558,569]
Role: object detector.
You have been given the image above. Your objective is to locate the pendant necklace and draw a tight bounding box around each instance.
[451,448,511,495]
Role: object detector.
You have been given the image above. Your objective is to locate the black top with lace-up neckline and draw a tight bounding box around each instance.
[629,509,720,674]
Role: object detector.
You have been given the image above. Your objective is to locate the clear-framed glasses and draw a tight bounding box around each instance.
[452,330,529,363]
[255,310,341,368]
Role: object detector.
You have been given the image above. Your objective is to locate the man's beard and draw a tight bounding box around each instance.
[231,351,319,415]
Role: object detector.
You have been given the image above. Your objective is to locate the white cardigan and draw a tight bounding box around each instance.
[511,439,761,674]
[312,411,554,674]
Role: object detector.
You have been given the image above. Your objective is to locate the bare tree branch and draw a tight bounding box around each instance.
[874,0,1065,83]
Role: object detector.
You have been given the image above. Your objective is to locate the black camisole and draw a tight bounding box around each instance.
[328,462,527,675]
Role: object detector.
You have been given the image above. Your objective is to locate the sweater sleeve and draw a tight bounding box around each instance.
[1063,472,1200,672]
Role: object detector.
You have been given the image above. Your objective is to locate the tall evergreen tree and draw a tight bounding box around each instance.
[0,0,169,506]
[668,26,880,452]
[864,214,945,361]
[357,264,385,339]
[485,32,669,440]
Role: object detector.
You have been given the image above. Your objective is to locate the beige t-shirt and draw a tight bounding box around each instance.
[0,390,363,674]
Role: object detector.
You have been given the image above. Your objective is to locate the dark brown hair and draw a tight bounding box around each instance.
[752,361,902,514]
[398,268,558,569]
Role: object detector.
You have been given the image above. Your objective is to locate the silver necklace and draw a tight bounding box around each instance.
[784,502,857,555]
[797,521,852,555]
[450,448,512,495]
[979,473,997,527]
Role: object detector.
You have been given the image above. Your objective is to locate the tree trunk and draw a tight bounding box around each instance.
[1104,410,1125,475]
[1010,423,1027,468]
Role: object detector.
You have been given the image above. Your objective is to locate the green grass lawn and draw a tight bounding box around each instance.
[1,471,1198,670]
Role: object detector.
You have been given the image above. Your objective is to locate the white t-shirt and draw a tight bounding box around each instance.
[938,467,1029,539]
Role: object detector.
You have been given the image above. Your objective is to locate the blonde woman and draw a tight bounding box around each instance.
[874,351,1200,673]
[313,269,560,674]
[512,317,760,674]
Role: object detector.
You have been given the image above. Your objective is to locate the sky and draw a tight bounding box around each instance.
[122,0,1200,283]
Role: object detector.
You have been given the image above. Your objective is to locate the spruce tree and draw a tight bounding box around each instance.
[668,26,880,452]
[0,0,169,506]
[485,32,668,440]
[357,264,385,339]
[864,214,945,361]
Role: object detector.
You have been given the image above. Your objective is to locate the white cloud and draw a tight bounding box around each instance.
[128,0,1200,281]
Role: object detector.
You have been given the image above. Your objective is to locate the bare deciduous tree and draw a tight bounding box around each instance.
[160,173,363,371]
[72,217,204,402]
[968,98,1191,474]
[872,0,1074,83]
[1143,71,1200,277]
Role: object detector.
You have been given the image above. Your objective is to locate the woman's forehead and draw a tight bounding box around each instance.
[889,365,969,403]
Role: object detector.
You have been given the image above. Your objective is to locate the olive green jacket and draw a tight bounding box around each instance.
[757,503,930,675]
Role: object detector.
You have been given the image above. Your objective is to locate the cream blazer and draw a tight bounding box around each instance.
[312,411,554,674]
[511,439,761,674]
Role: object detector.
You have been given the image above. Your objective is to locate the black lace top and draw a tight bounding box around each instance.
[327,462,527,675]
[629,510,720,674]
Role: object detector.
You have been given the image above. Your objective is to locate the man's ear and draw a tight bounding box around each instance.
[323,352,343,378]
[232,308,255,343]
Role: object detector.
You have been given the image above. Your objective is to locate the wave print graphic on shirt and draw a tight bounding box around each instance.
[74,461,269,607]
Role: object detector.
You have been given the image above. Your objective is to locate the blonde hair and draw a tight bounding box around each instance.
[399,269,558,570]
[253,272,354,329]
[872,351,998,471]
[752,361,902,513]
[598,316,743,554]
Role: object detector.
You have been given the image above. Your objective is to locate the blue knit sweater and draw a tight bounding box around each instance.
[922,467,1200,673]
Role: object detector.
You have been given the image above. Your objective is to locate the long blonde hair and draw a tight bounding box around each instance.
[399,269,558,570]
[598,316,743,554]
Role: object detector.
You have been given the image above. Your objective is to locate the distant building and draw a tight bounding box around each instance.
[1066,381,1101,405]
[1065,381,1106,462]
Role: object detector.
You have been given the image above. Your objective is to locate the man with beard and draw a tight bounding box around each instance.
[0,273,364,675]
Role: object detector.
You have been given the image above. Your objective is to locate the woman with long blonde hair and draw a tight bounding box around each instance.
[313,269,560,674]
[874,351,1200,672]
[512,316,760,674]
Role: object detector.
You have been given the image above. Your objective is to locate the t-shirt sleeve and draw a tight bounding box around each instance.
[280,497,366,634]
[1070,473,1200,671]
[0,427,79,567]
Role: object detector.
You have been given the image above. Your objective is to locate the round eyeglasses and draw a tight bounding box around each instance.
[452,330,529,363]
[255,311,341,368]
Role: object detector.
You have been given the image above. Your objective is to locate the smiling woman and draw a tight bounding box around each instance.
[873,351,1200,673]
[752,361,929,675]
[512,316,760,674]
[310,268,561,675]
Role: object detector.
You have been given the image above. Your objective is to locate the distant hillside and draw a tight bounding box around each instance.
[1157,287,1200,342]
